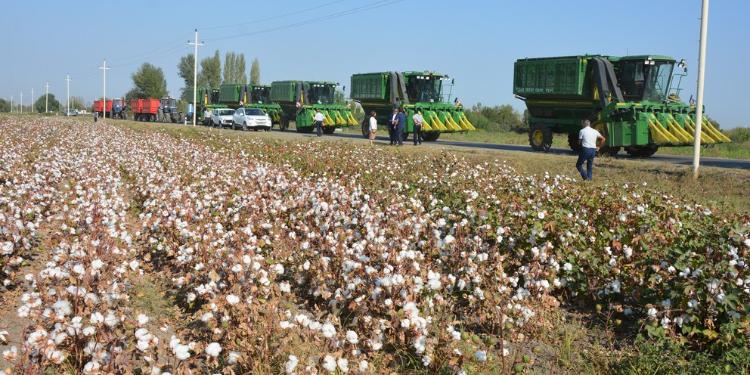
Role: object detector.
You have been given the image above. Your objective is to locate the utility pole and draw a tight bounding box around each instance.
[66,74,71,115]
[693,0,709,179]
[45,82,50,113]
[188,29,203,126]
[31,88,34,113]
[20,92,23,114]
[99,60,110,120]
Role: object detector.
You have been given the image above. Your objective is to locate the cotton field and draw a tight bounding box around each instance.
[0,117,748,374]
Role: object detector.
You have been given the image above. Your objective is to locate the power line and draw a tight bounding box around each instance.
[208,0,404,43]
[202,0,349,31]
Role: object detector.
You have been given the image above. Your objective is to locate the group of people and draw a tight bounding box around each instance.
[365,108,425,146]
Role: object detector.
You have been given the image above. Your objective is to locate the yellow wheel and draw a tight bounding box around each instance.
[529,123,552,152]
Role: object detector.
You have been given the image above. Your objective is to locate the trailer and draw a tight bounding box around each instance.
[130,98,160,122]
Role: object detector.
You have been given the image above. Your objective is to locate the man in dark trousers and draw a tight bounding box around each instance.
[395,108,406,146]
[576,119,606,180]
[313,109,325,137]
[389,108,398,145]
[412,110,424,145]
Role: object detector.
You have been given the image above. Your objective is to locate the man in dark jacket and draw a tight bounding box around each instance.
[395,108,406,146]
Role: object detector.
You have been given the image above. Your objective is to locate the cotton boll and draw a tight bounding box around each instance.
[205,342,222,357]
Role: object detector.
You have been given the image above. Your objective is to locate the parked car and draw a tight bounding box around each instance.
[233,108,272,131]
[210,108,235,128]
[65,109,79,116]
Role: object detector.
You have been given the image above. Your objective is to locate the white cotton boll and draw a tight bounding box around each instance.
[226,294,240,305]
[53,299,72,318]
[337,358,349,373]
[285,355,299,373]
[137,339,151,352]
[303,260,310,270]
[623,245,633,259]
[1,242,13,255]
[273,264,285,275]
[537,211,546,220]
[279,281,291,293]
[174,344,190,360]
[83,361,100,373]
[323,355,337,372]
[321,323,336,338]
[358,360,368,372]
[231,264,242,273]
[105,311,120,327]
[647,307,658,318]
[129,260,140,271]
[3,346,18,362]
[227,351,241,364]
[475,351,487,362]
[205,342,222,357]
[279,321,293,329]
[744,238,750,248]
[73,264,86,275]
[346,330,359,344]
[82,326,96,336]
[138,314,150,326]
[444,234,455,245]
[89,311,104,324]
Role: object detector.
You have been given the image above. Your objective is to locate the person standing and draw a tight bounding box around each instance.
[313,109,325,137]
[389,109,398,145]
[395,108,406,146]
[368,111,378,146]
[576,119,606,181]
[412,110,424,145]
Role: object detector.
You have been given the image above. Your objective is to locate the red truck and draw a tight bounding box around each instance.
[130,98,160,122]
[92,98,126,119]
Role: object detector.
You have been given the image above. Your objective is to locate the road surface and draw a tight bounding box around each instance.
[323,131,750,170]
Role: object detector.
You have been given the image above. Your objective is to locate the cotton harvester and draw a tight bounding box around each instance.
[205,84,282,126]
[269,81,358,133]
[513,55,730,156]
[350,71,475,142]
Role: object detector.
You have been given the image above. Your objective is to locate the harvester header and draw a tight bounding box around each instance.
[513,54,730,156]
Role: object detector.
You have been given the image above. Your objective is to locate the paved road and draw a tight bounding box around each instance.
[322,131,750,170]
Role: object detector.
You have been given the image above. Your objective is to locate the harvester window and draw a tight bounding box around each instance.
[307,85,335,105]
[406,76,443,103]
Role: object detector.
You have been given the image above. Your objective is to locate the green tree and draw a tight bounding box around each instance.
[465,103,525,132]
[69,96,85,110]
[33,94,61,113]
[250,58,260,85]
[130,63,168,99]
[178,53,195,102]
[0,98,9,112]
[222,52,247,84]
[198,50,222,90]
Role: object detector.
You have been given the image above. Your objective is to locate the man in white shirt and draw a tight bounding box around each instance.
[412,110,424,145]
[313,109,325,137]
[368,111,377,145]
[576,119,606,180]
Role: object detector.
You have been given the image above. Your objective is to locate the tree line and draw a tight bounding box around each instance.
[124,51,261,102]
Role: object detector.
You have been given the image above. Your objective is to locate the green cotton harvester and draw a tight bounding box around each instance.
[513,55,731,156]
[269,81,358,133]
[350,71,475,141]
[204,84,282,125]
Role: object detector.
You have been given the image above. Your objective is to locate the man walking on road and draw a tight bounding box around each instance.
[412,110,424,145]
[395,108,406,146]
[313,109,325,137]
[576,119,606,180]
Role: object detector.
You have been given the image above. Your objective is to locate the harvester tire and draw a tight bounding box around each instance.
[323,127,336,135]
[529,123,552,152]
[422,132,441,142]
[280,117,289,131]
[568,133,582,154]
[626,145,659,158]
[600,146,621,157]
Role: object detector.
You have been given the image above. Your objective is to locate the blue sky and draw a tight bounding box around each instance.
[1,0,748,128]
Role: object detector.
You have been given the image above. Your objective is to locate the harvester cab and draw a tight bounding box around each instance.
[350,71,475,142]
[270,80,357,133]
[513,55,730,157]
[246,85,282,126]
